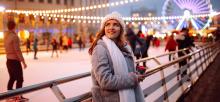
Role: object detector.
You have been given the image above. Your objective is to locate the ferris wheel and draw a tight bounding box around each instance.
[162,0,213,30]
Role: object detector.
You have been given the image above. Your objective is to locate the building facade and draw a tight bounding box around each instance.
[0,0,109,43]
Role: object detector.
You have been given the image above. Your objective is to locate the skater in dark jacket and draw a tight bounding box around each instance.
[176,28,195,80]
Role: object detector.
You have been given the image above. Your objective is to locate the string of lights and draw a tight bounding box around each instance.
[31,13,218,26]
[15,12,219,22]
[5,0,139,14]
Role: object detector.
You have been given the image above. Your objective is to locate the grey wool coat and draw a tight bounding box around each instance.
[91,39,141,102]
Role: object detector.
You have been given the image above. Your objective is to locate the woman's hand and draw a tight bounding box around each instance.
[130,72,146,84]
[137,74,146,82]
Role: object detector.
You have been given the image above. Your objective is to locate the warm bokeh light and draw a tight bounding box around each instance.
[18,30,30,40]
[0,6,5,12]
[0,31,4,39]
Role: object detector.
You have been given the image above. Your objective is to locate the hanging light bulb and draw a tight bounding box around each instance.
[82,7,85,11]
[97,20,100,23]
[98,5,101,8]
[111,3,115,6]
[115,2,119,6]
[120,1,124,5]
[83,20,86,23]
[102,4,106,7]
[73,20,76,23]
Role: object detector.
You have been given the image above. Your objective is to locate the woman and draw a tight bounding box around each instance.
[89,12,145,102]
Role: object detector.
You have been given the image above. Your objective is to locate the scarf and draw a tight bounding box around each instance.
[102,36,145,102]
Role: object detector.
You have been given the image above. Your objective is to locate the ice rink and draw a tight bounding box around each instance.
[1,45,185,102]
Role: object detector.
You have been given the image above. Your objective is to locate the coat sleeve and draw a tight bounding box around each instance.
[91,45,138,90]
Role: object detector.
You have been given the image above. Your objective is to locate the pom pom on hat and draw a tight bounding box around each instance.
[100,12,126,34]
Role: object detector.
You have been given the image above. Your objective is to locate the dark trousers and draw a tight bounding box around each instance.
[178,51,188,77]
[142,49,149,67]
[136,50,148,67]
[6,59,23,90]
[168,50,176,61]
[34,49,38,59]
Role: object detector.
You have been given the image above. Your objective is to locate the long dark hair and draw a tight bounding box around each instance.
[88,23,126,55]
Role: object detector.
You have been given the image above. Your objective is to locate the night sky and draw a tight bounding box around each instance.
[109,0,220,16]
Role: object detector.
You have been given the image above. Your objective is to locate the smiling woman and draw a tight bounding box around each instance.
[104,19,121,41]
[89,12,145,102]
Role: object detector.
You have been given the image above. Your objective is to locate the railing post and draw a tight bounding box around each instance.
[193,52,199,81]
[210,45,216,62]
[153,58,169,102]
[206,46,211,66]
[207,46,211,65]
[187,54,194,85]
[202,49,207,70]
[198,51,204,73]
[177,62,186,94]
[211,46,215,61]
[50,83,66,102]
[205,47,209,65]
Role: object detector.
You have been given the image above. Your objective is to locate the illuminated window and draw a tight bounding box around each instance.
[48,0,52,4]
[64,0,67,5]
[39,0,44,3]
[71,0,74,6]
[56,0,60,4]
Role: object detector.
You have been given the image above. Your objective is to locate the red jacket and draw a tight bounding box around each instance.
[165,37,177,51]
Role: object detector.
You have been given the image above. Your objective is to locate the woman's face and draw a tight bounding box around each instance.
[104,19,121,40]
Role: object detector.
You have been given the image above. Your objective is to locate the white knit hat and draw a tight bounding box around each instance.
[100,12,126,34]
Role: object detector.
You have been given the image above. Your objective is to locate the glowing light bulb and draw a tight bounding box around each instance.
[184,10,191,19]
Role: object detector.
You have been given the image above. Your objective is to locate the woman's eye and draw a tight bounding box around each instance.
[105,23,110,26]
[105,23,120,28]
[113,23,120,27]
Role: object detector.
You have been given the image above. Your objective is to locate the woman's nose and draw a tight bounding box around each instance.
[108,25,115,29]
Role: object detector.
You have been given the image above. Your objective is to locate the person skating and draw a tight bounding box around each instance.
[26,38,31,55]
[51,38,59,58]
[33,38,38,60]
[4,20,29,101]
[176,28,195,81]
[165,34,178,61]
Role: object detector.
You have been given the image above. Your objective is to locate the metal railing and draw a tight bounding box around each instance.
[138,42,219,102]
[0,42,219,102]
